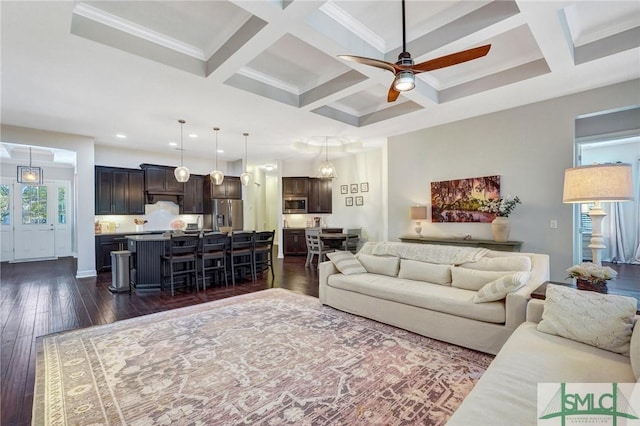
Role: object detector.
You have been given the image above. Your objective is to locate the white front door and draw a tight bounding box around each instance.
[54,181,72,257]
[14,183,56,261]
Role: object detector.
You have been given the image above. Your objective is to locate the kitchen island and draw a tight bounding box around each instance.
[126,234,169,291]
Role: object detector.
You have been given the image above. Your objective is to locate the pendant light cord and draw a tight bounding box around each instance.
[179,120,185,166]
[244,133,249,169]
[325,136,329,161]
[213,127,220,169]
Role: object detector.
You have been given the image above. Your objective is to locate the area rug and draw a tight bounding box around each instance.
[33,288,493,425]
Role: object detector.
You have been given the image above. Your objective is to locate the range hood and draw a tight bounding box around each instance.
[145,192,183,205]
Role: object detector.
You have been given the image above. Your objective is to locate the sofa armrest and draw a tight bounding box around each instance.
[319,260,338,303]
[504,273,547,329]
[526,299,545,323]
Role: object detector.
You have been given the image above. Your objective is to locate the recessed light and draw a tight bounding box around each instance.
[116,133,127,139]
[168,142,178,147]
[217,149,224,153]
[188,134,198,138]
[263,164,276,171]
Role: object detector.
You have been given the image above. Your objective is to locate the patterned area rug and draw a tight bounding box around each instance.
[33,289,493,425]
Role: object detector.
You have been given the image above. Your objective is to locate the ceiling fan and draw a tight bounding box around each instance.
[338,0,491,102]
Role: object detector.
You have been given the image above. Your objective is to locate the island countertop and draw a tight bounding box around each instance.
[125,234,170,241]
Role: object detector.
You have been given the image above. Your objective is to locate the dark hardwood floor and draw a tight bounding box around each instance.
[1,255,318,426]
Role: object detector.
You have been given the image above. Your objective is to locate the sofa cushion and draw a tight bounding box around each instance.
[326,273,505,323]
[326,251,366,275]
[631,320,640,380]
[447,322,636,426]
[397,259,451,285]
[472,272,531,303]
[537,285,636,356]
[357,254,399,277]
[451,267,513,291]
[459,256,531,272]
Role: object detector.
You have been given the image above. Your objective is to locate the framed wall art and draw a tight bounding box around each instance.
[355,196,363,206]
[345,197,353,206]
[360,182,369,192]
[350,184,358,193]
[340,185,348,194]
[430,175,500,223]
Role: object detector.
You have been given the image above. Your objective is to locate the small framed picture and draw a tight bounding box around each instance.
[340,185,348,194]
[350,184,358,193]
[355,196,364,206]
[360,182,369,192]
[345,197,353,206]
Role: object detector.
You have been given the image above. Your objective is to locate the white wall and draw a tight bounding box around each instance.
[387,79,640,281]
[1,124,95,278]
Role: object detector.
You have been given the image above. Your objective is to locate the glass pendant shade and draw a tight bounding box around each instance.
[240,132,251,186]
[174,119,190,183]
[318,136,337,179]
[393,70,415,91]
[210,127,224,185]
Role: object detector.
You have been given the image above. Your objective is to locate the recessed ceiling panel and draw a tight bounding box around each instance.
[563,1,640,47]
[331,85,400,116]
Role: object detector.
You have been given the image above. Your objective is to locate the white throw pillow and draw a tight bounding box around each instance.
[631,319,640,380]
[358,254,399,277]
[459,256,531,272]
[537,285,636,356]
[451,267,514,291]
[326,251,367,275]
[472,272,531,303]
[397,259,452,285]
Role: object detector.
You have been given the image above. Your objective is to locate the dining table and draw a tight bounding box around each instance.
[319,233,359,250]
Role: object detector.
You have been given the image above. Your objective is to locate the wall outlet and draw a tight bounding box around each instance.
[550,219,558,229]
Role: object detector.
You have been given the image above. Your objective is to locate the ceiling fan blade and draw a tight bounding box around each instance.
[338,55,398,74]
[411,44,491,73]
[387,83,400,102]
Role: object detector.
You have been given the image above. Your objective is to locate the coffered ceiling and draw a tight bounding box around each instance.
[1,1,638,166]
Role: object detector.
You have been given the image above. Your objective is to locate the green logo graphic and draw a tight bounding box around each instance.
[539,383,639,425]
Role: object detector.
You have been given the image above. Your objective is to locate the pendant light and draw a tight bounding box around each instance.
[17,147,44,184]
[210,127,224,185]
[318,136,336,179]
[240,132,252,186]
[173,119,190,183]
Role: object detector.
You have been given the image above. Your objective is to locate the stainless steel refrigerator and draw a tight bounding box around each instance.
[204,199,244,231]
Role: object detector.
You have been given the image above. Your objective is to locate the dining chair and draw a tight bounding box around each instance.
[305,228,334,268]
[342,228,361,253]
[253,230,275,280]
[229,231,256,285]
[161,234,199,296]
[198,232,228,289]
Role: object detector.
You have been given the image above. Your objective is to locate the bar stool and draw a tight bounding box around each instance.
[253,230,275,280]
[198,232,228,289]
[229,231,255,285]
[161,234,199,296]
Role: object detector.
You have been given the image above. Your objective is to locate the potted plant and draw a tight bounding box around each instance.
[566,262,617,293]
[478,196,521,242]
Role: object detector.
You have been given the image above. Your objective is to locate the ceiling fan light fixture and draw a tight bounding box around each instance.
[174,119,190,183]
[393,71,415,92]
[210,127,224,185]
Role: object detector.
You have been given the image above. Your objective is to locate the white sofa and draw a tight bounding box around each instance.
[448,298,639,426]
[319,241,550,355]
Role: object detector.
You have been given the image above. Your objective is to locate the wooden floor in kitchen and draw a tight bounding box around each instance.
[1,256,639,426]
[0,254,319,426]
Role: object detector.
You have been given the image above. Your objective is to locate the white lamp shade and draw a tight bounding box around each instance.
[393,71,415,91]
[410,206,428,220]
[563,163,634,203]
[240,172,252,186]
[174,166,190,183]
[210,170,224,185]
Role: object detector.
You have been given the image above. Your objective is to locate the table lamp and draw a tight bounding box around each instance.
[410,206,428,236]
[562,163,633,265]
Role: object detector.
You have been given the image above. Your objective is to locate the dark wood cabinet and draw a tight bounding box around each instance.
[182,174,204,214]
[95,167,145,215]
[308,178,332,213]
[283,177,309,197]
[283,229,308,256]
[95,234,127,271]
[140,164,184,193]
[206,176,242,199]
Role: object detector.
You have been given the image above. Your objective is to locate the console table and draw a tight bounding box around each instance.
[399,236,522,252]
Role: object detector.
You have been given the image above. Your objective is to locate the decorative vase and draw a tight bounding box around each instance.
[491,217,511,242]
[135,224,143,233]
[576,278,608,294]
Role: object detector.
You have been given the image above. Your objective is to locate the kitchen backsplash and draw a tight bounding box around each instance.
[96,201,202,233]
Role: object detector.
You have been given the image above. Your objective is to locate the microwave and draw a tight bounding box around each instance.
[283,197,308,214]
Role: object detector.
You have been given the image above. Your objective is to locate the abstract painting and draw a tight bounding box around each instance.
[431,175,500,222]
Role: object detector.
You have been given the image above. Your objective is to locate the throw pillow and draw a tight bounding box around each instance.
[472,272,531,303]
[326,251,367,275]
[631,319,640,380]
[537,285,636,356]
[358,254,399,277]
[451,267,514,291]
[459,256,531,272]
[397,259,452,286]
